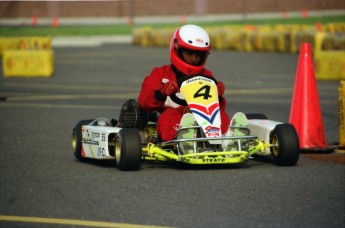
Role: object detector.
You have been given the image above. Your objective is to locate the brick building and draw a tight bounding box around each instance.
[0,0,344,18]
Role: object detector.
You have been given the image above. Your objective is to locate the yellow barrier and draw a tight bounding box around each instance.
[209,27,243,51]
[275,31,291,52]
[0,37,22,56]
[132,25,345,80]
[291,30,316,53]
[243,30,254,52]
[339,81,345,148]
[314,32,345,80]
[3,49,54,77]
[326,22,345,33]
[152,28,174,47]
[0,37,52,56]
[133,24,344,52]
[260,31,277,52]
[20,36,52,50]
[314,51,345,80]
[132,26,154,46]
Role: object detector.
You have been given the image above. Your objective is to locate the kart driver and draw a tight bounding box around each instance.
[138,24,230,141]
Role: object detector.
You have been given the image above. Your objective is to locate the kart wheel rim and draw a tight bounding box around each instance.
[115,137,121,165]
[72,131,77,152]
[271,134,279,157]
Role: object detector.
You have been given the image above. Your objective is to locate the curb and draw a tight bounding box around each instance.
[52,35,132,47]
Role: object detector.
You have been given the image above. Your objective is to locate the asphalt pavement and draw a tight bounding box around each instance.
[0,43,344,227]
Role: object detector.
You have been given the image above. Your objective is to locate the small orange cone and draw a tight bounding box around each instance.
[180,16,186,24]
[32,16,38,26]
[52,17,59,28]
[289,43,327,151]
[316,22,323,31]
[301,8,308,18]
[282,12,289,19]
[127,17,133,26]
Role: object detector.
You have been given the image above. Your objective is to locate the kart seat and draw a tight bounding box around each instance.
[148,111,159,123]
[118,99,148,128]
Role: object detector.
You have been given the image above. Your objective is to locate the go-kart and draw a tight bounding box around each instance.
[72,75,300,171]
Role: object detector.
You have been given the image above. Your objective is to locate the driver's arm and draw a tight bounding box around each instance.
[138,67,170,112]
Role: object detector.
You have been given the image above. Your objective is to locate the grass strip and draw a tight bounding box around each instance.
[0,15,344,37]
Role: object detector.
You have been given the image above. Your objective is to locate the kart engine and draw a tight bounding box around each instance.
[118,99,148,128]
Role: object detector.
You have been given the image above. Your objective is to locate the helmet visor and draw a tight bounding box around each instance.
[178,47,208,66]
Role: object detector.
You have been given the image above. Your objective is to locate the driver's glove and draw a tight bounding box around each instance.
[160,80,179,96]
[217,81,225,96]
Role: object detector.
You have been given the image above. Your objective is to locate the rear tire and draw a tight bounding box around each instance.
[245,113,267,119]
[270,124,300,166]
[115,128,142,171]
[72,119,94,161]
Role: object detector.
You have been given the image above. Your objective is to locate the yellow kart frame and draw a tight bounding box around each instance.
[73,75,300,171]
[141,124,267,165]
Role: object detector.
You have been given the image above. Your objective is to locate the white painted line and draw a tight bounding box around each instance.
[52,35,132,47]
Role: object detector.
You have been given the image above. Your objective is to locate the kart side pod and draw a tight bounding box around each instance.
[248,119,293,155]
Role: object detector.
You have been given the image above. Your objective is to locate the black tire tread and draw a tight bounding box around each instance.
[270,123,300,166]
[117,128,142,171]
[73,119,94,161]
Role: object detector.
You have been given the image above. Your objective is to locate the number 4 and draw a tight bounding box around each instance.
[194,85,212,100]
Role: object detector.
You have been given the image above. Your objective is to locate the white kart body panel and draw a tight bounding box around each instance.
[248,119,282,155]
[81,125,122,159]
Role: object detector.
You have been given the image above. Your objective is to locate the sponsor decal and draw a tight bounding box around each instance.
[203,157,226,163]
[98,147,106,157]
[84,129,103,141]
[205,125,221,136]
[184,76,213,85]
[196,38,203,43]
[83,140,99,145]
[91,132,100,139]
[190,103,220,124]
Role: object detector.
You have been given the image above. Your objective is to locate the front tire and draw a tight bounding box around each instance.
[115,128,142,171]
[72,119,94,161]
[270,124,300,166]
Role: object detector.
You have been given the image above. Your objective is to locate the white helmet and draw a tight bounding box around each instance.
[170,24,210,75]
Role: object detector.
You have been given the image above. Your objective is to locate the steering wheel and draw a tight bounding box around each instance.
[170,75,217,106]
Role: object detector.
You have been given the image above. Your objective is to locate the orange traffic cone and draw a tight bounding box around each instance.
[289,43,327,151]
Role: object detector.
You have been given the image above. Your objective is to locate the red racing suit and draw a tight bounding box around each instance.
[138,64,230,141]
